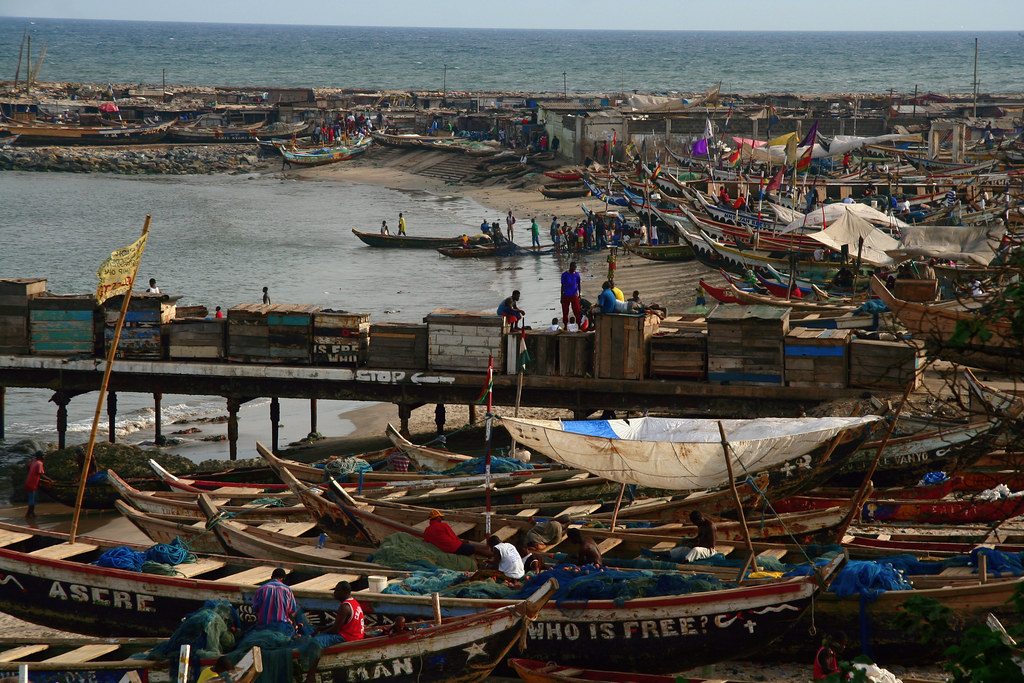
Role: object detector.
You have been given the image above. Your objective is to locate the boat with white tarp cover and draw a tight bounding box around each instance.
[498,415,881,490]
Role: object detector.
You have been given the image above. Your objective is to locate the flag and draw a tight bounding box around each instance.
[722,105,733,134]
[796,145,814,174]
[727,147,741,165]
[767,104,779,131]
[765,167,785,192]
[785,136,798,165]
[624,140,635,157]
[517,329,531,372]
[649,163,662,182]
[692,138,708,156]
[96,233,148,304]
[798,120,819,149]
[474,372,493,404]
[703,118,714,140]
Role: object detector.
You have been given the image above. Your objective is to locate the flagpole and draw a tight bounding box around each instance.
[484,354,494,535]
[70,215,151,543]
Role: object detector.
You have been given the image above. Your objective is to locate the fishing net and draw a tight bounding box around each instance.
[382,568,466,595]
[369,532,477,572]
[323,457,372,479]
[145,600,241,681]
[432,456,534,476]
[517,564,727,607]
[815,560,914,599]
[971,547,1024,576]
[93,538,196,574]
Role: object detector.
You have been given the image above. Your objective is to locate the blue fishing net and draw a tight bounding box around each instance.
[856,299,889,314]
[145,600,241,681]
[794,560,915,599]
[382,569,466,595]
[323,457,372,479]
[93,538,196,574]
[516,564,728,608]
[972,548,1024,576]
[432,456,534,476]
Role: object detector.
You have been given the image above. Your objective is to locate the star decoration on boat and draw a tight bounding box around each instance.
[463,641,487,659]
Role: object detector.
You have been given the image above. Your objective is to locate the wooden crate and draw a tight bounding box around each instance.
[784,328,851,388]
[228,304,319,364]
[425,309,507,373]
[649,331,707,380]
[594,313,659,380]
[523,330,559,376]
[167,319,226,360]
[0,278,46,354]
[102,294,171,360]
[707,306,789,385]
[558,332,593,377]
[849,337,926,391]
[29,295,99,356]
[894,279,938,302]
[312,311,370,367]
[367,322,428,370]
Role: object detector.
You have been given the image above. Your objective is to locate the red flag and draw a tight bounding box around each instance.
[728,147,741,165]
[765,167,785,192]
[796,145,813,174]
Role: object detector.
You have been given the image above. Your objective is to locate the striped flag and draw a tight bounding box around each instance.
[649,163,662,182]
[517,328,531,372]
[796,145,814,174]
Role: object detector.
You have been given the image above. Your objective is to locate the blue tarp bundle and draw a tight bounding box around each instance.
[433,455,534,476]
[560,420,618,439]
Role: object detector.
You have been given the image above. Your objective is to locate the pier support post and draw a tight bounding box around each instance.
[270,397,281,453]
[310,398,318,435]
[154,393,163,445]
[51,392,71,450]
[0,386,5,441]
[107,392,118,443]
[468,404,477,424]
[227,397,241,461]
[398,403,412,439]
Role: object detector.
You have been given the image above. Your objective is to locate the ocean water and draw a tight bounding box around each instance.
[0,18,1022,94]
[0,170,581,460]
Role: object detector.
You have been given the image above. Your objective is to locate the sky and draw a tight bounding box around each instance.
[3,0,1022,31]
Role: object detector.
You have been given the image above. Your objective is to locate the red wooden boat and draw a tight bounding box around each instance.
[544,169,582,181]
[699,278,742,303]
[773,492,1024,525]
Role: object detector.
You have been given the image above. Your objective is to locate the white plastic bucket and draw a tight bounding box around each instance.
[368,575,388,592]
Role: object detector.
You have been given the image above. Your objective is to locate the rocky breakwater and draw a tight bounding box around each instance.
[0,144,266,174]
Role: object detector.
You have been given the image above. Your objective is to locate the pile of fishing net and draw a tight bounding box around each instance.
[92,538,196,575]
[144,600,320,683]
[321,457,372,479]
[518,564,727,607]
[369,531,477,572]
[383,569,519,599]
[432,455,534,476]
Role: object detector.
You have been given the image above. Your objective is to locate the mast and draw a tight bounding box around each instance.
[972,37,979,118]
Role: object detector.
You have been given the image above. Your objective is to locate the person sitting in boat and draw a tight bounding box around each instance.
[813,631,847,680]
[524,515,570,551]
[460,234,470,248]
[423,509,482,556]
[485,535,525,580]
[380,220,390,236]
[497,290,525,324]
[628,290,667,319]
[717,185,731,206]
[253,567,309,636]
[832,266,854,289]
[566,528,602,566]
[732,195,747,211]
[481,218,491,235]
[668,511,717,563]
[303,581,365,683]
[522,542,547,573]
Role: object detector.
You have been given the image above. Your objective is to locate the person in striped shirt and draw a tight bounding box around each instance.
[253,568,300,634]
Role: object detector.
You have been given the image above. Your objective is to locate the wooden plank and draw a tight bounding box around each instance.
[491,525,519,542]
[42,644,120,664]
[290,573,362,592]
[215,567,276,585]
[0,530,33,547]
[556,504,601,516]
[515,508,540,517]
[596,538,622,554]
[175,558,228,578]
[0,644,49,662]
[257,522,317,536]
[27,542,98,560]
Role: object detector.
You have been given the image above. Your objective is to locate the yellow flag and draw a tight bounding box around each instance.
[96,233,148,304]
[785,135,798,165]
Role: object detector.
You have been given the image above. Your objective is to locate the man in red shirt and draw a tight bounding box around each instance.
[24,451,46,518]
[422,509,480,556]
[305,581,364,683]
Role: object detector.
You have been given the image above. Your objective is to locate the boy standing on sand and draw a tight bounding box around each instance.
[24,451,45,518]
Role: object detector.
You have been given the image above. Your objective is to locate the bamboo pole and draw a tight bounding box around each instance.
[609,483,628,531]
[718,422,758,576]
[70,216,151,542]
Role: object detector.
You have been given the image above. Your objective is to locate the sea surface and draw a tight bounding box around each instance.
[0,170,578,461]
[0,18,1022,94]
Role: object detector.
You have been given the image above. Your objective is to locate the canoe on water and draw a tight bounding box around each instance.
[352,229,490,249]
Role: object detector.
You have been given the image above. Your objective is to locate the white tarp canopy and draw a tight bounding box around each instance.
[826,133,923,156]
[779,202,909,235]
[806,208,900,266]
[499,415,880,490]
[889,225,1007,265]
[746,142,829,164]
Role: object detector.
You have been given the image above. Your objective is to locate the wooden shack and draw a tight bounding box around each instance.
[648,331,707,380]
[0,278,46,354]
[312,311,370,367]
[784,328,851,388]
[102,293,175,360]
[228,304,320,364]
[167,319,226,360]
[849,337,926,391]
[29,294,100,356]
[594,313,659,381]
[707,306,789,385]
[424,309,507,373]
[522,330,559,376]
[558,332,593,378]
[367,322,428,370]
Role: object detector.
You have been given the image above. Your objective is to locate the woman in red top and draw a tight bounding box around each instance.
[813,632,847,679]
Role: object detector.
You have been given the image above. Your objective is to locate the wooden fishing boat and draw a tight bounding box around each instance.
[437,243,519,258]
[544,169,583,181]
[281,137,372,166]
[510,658,756,683]
[37,475,167,510]
[168,120,307,144]
[622,241,694,262]
[775,492,1024,525]
[0,118,175,145]
[540,184,589,199]
[384,423,473,470]
[963,368,1024,420]
[106,469,308,522]
[304,581,556,683]
[722,280,860,313]
[0,636,164,683]
[497,414,880,490]
[699,278,743,303]
[351,229,489,249]
[871,275,1023,372]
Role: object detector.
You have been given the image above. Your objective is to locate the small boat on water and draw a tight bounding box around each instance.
[0,118,175,145]
[437,243,519,258]
[352,229,491,249]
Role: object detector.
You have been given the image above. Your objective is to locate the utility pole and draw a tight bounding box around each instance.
[563,71,567,100]
[442,63,447,107]
[913,84,918,117]
[972,37,979,118]
[162,68,166,103]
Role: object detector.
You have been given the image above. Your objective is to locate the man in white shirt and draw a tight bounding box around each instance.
[146,278,160,294]
[486,535,524,580]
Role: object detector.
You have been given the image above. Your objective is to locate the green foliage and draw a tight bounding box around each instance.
[892,593,953,645]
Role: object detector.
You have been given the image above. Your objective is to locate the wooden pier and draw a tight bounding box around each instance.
[0,354,870,458]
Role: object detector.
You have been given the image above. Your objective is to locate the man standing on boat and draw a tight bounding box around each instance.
[560,261,582,327]
[380,220,390,236]
[398,213,407,236]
